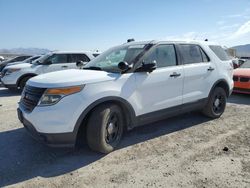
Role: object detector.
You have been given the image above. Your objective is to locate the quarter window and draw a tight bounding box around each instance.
[209,45,230,61]
[143,44,177,68]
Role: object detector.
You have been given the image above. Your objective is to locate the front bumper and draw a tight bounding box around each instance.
[233,87,250,94]
[1,82,17,89]
[17,108,76,147]
[1,73,19,88]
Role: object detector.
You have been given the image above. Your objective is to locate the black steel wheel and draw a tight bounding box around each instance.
[202,87,227,118]
[86,104,124,153]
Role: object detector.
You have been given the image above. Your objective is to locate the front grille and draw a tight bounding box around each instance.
[233,76,238,81]
[239,77,250,82]
[20,85,46,112]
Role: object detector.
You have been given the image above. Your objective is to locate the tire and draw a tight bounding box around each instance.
[86,104,124,153]
[19,76,32,91]
[202,87,227,118]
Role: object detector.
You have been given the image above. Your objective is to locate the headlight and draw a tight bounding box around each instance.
[5,68,21,75]
[38,85,84,106]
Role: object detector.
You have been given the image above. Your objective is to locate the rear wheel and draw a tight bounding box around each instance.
[202,87,227,118]
[86,104,124,153]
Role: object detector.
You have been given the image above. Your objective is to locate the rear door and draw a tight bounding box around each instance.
[134,44,184,116]
[177,44,216,103]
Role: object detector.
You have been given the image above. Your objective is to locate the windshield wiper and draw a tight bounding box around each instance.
[83,66,103,71]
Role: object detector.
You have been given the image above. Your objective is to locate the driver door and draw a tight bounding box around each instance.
[134,44,184,118]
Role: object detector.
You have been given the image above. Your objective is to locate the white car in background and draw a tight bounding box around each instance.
[0,56,4,62]
[6,55,41,67]
[1,51,100,90]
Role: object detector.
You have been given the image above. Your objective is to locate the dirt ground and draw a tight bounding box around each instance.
[0,87,249,188]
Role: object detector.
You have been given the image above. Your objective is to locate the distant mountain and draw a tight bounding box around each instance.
[0,48,50,55]
[231,44,250,57]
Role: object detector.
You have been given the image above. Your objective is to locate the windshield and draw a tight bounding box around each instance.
[240,60,250,68]
[32,54,51,64]
[23,56,41,64]
[84,44,146,72]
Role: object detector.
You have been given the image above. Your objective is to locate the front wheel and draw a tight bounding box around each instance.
[202,87,227,118]
[86,104,124,153]
[19,76,32,91]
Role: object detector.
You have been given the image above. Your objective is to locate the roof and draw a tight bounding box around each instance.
[51,51,100,54]
[121,40,219,47]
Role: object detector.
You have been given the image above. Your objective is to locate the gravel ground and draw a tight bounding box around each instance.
[0,87,249,188]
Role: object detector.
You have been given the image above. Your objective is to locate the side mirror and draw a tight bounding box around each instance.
[118,61,132,72]
[76,61,86,69]
[135,60,157,73]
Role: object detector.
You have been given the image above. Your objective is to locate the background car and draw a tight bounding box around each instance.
[1,51,100,90]
[0,56,4,62]
[6,55,41,67]
[233,60,250,94]
[0,55,31,72]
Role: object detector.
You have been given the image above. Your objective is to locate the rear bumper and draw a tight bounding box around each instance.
[17,108,76,147]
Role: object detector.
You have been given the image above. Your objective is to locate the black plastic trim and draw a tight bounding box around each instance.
[136,98,207,126]
[73,97,137,135]
[209,79,230,97]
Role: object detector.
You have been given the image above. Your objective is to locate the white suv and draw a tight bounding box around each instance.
[17,40,234,153]
[1,51,99,90]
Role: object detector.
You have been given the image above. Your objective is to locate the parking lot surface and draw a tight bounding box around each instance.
[0,87,249,187]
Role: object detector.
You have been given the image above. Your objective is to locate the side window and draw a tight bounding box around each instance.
[70,54,90,62]
[16,56,28,61]
[78,54,90,62]
[143,44,177,68]
[179,44,203,64]
[47,54,68,64]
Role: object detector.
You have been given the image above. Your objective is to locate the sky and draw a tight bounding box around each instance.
[0,0,250,51]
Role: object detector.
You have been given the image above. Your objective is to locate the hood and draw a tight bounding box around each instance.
[28,69,119,88]
[7,61,23,66]
[4,63,32,70]
[233,68,250,77]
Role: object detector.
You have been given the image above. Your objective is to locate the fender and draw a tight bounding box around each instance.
[73,96,137,136]
[208,79,230,98]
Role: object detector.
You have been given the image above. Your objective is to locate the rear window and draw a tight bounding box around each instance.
[209,45,230,61]
[179,44,203,64]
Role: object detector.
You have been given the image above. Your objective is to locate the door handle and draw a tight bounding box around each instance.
[170,72,181,77]
[61,66,68,68]
[207,67,215,71]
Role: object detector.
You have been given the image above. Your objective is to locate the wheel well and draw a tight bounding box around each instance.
[17,74,37,87]
[75,100,134,147]
[213,80,230,97]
